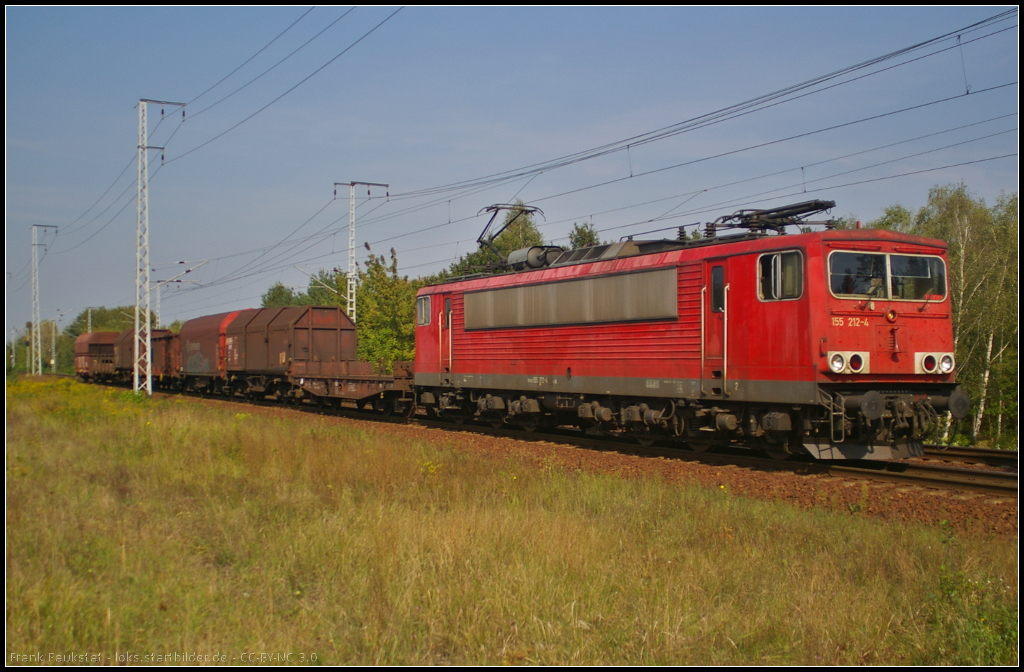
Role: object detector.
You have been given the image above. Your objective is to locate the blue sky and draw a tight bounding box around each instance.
[6,7,1018,332]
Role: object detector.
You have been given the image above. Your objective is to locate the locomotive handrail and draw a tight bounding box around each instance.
[700,286,706,396]
[723,283,730,397]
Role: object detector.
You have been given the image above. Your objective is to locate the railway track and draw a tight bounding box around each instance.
[409,416,1018,498]
[85,378,1021,498]
[828,461,1017,497]
[922,444,1018,468]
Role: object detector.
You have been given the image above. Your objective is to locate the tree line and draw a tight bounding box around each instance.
[10,186,1015,448]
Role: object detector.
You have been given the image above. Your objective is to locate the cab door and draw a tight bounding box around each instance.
[440,293,454,375]
[414,292,454,382]
[703,258,730,396]
[416,294,440,376]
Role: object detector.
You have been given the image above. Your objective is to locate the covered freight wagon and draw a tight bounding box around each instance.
[179,305,369,394]
[74,331,118,381]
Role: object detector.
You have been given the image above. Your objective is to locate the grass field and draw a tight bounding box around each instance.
[6,377,1018,665]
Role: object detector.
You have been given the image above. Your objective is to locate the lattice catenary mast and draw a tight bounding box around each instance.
[135,99,184,394]
[31,224,57,376]
[334,181,388,323]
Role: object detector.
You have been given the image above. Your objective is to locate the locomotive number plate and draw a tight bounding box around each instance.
[831,317,870,327]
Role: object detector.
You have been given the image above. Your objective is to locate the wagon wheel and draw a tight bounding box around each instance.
[765,447,792,461]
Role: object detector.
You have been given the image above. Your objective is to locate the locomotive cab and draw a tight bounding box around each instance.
[804,229,969,458]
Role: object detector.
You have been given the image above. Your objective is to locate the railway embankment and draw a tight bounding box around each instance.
[6,377,1017,665]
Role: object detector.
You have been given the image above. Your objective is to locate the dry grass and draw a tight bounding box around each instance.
[6,377,1018,665]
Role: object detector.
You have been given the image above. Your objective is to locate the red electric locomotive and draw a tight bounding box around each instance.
[414,200,969,460]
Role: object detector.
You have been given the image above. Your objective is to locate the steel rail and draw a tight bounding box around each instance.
[922,444,1018,468]
[76,377,1018,498]
[829,462,1017,496]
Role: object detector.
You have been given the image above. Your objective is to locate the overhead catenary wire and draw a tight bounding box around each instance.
[353,84,1018,248]
[596,153,1019,237]
[22,7,352,255]
[186,7,353,119]
[177,139,1018,296]
[187,6,317,107]
[197,111,1019,292]
[390,153,1016,275]
[165,7,404,165]
[29,10,1016,324]
[381,11,1017,202]
[387,128,1019,264]
[339,65,1020,237]
[128,108,1015,286]
[39,11,1014,270]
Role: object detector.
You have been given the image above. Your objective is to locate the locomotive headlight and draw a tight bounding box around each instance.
[829,353,846,373]
[916,352,953,374]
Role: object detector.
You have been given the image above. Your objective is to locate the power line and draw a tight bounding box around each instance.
[187,7,353,119]
[188,6,317,107]
[210,114,1018,288]
[59,155,136,236]
[599,153,1019,237]
[385,152,1017,276]
[356,85,1017,248]
[178,140,1018,296]
[383,11,1016,201]
[166,7,404,164]
[32,8,318,251]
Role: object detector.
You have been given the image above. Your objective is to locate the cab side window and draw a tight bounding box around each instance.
[759,250,803,301]
[416,296,431,326]
[711,266,725,312]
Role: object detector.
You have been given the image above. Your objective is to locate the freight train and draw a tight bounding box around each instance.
[75,200,969,461]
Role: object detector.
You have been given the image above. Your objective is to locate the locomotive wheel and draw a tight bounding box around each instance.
[489,418,504,429]
[519,417,539,432]
[635,435,656,447]
[765,447,792,461]
[688,441,711,453]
